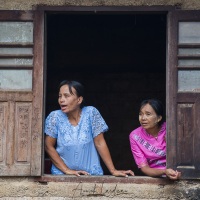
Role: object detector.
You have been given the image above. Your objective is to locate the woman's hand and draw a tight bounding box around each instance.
[111,169,135,177]
[140,165,181,180]
[165,168,181,180]
[65,169,90,177]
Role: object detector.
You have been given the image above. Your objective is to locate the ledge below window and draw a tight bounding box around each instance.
[35,174,175,184]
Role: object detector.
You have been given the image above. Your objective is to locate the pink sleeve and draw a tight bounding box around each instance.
[129,133,148,168]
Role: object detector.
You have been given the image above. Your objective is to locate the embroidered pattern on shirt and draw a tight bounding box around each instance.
[147,158,166,167]
[134,134,166,157]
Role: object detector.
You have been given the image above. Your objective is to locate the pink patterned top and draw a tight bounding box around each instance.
[129,122,166,169]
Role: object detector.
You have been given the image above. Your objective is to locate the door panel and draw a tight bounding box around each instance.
[167,10,200,179]
[0,11,44,176]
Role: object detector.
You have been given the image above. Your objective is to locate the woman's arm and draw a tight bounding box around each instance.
[45,135,89,176]
[141,165,165,177]
[129,134,180,180]
[94,133,134,177]
[141,165,181,180]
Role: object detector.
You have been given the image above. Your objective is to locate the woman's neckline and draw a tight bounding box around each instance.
[143,123,165,140]
[66,109,82,127]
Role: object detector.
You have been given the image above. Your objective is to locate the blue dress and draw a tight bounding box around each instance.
[45,106,109,175]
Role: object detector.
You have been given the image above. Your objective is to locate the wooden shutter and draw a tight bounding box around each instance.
[167,10,200,179]
[0,10,44,176]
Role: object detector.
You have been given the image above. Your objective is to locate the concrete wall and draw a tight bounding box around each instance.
[0,176,200,199]
[0,0,200,10]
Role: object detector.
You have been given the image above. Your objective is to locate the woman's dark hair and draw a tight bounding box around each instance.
[59,80,85,108]
[140,99,164,126]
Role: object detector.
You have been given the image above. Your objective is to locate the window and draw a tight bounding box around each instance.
[0,8,200,180]
[44,9,167,176]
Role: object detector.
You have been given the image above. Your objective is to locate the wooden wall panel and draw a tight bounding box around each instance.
[0,102,8,163]
[177,103,194,168]
[15,103,32,162]
[194,98,200,170]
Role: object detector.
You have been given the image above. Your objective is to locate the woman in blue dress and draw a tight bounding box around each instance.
[45,80,134,177]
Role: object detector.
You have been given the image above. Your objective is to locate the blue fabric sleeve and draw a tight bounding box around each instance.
[90,107,109,138]
[45,111,58,138]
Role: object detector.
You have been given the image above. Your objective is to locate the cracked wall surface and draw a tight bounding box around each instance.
[0,0,200,10]
[0,177,200,199]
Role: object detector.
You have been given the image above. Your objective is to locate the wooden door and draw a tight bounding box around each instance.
[167,10,200,179]
[0,10,44,176]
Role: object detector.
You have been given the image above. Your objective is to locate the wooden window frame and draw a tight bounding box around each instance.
[37,6,177,182]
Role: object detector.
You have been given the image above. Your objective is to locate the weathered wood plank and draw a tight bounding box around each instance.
[31,10,44,176]
[0,92,33,101]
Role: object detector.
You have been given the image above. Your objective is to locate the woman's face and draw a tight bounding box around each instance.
[58,84,82,113]
[139,103,162,132]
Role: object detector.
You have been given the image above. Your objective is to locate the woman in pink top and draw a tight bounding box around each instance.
[129,99,181,180]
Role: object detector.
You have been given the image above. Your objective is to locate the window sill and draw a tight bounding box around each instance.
[35,174,174,184]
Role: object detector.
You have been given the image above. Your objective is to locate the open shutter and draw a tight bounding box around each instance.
[167,10,200,179]
[0,11,44,176]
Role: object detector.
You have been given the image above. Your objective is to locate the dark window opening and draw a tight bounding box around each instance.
[45,13,166,176]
